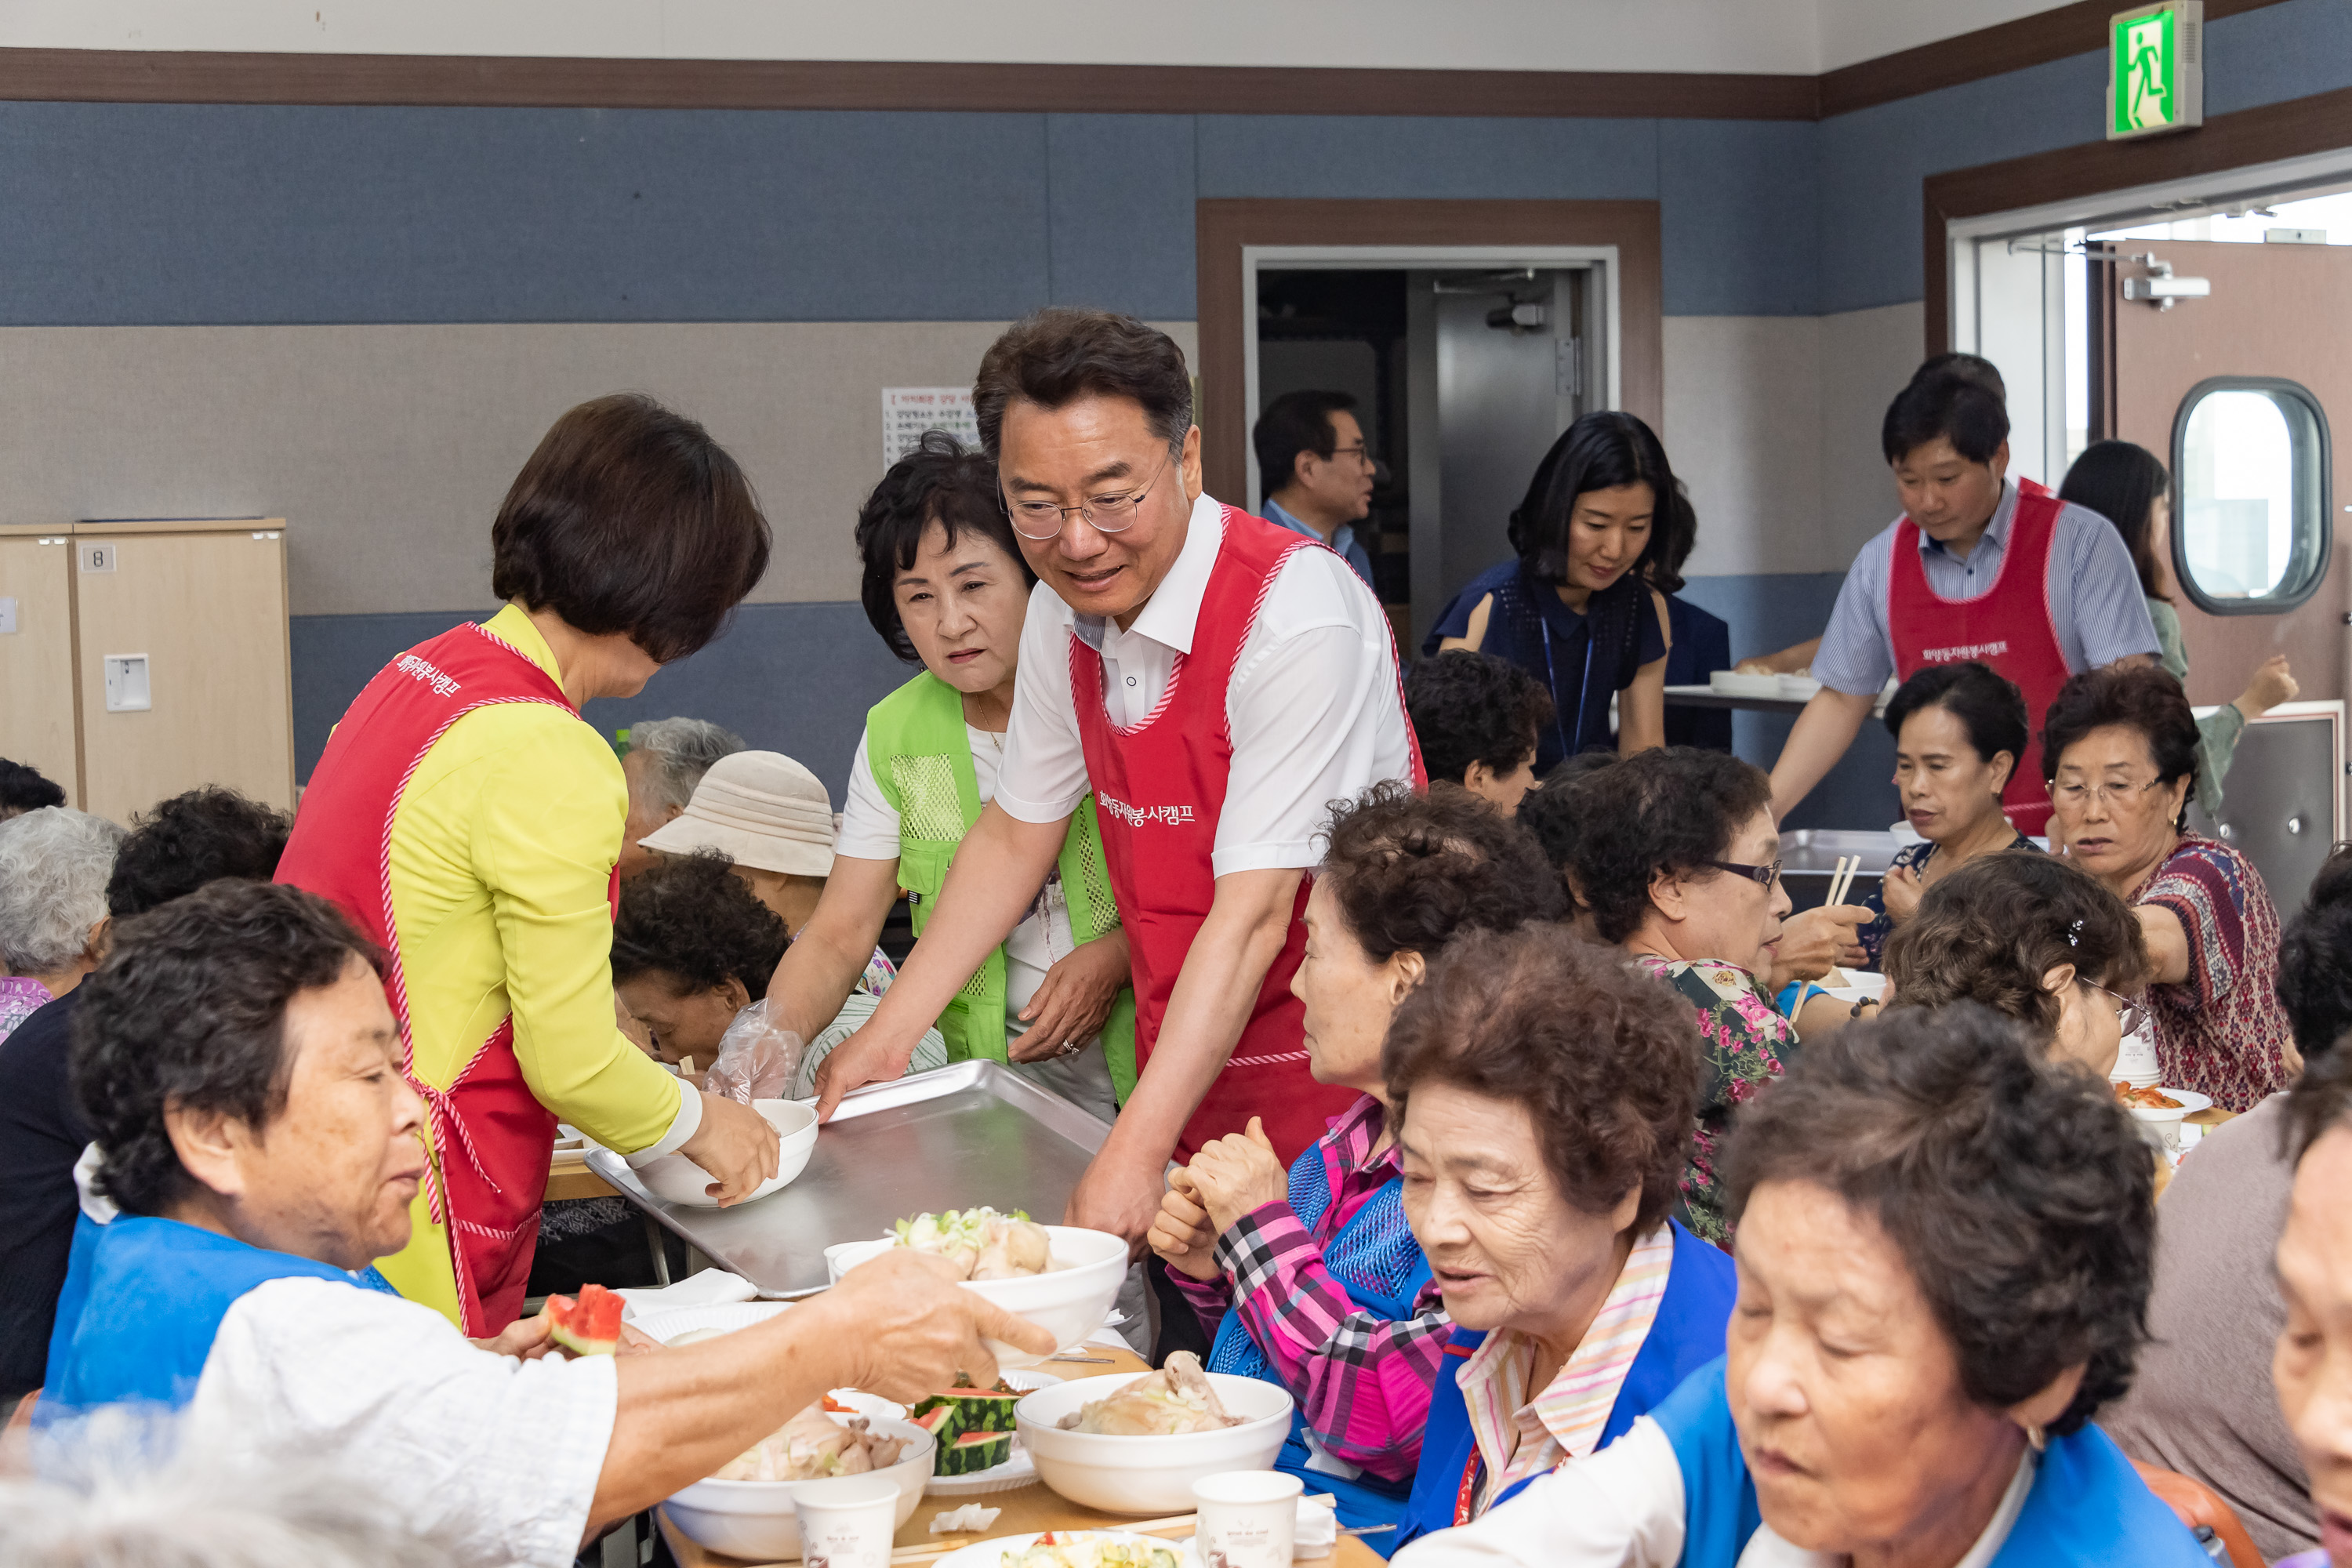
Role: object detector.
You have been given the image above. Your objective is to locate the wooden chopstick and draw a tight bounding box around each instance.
[890,1515,1202,1563]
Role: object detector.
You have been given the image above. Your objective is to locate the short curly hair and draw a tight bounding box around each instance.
[1883,851,2146,1044]
[1724,1004,2155,1435]
[2278,842,2352,1069]
[1404,651,1555,789]
[1882,659,2028,768]
[855,432,1039,665]
[71,881,380,1218]
[1566,746,1775,945]
[1317,782,1567,962]
[612,850,789,996]
[1385,924,1698,1235]
[107,786,292,918]
[2040,664,2201,825]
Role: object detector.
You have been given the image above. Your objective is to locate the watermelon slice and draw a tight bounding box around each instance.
[913,1403,965,1463]
[546,1283,624,1356]
[938,1428,1012,1475]
[909,1385,1020,1433]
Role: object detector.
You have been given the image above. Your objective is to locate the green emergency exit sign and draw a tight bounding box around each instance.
[2108,2,2203,140]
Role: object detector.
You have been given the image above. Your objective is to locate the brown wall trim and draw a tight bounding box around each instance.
[1195,198,1663,505]
[0,49,1817,119]
[1922,81,2352,354]
[1820,0,2293,118]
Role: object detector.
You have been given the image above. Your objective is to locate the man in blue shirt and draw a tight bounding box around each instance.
[1254,389,1379,592]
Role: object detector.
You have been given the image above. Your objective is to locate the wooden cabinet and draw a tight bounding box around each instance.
[0,528,80,805]
[2,519,292,824]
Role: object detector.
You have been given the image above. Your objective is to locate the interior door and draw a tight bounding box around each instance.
[2113,241,2352,706]
[0,528,81,805]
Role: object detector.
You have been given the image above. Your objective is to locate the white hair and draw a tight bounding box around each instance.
[1,1406,451,1568]
[627,716,746,812]
[0,807,126,973]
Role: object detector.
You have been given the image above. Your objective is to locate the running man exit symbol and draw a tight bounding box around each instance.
[2108,2,2203,140]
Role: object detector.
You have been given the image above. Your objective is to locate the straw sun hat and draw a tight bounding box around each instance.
[637,750,837,878]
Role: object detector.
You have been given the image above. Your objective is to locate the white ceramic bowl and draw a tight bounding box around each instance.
[662,1412,933,1561]
[826,1225,1127,1367]
[1012,1372,1293,1515]
[1708,670,1781,699]
[633,1099,818,1207]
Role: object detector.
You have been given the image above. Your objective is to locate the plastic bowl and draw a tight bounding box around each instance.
[1012,1372,1293,1515]
[826,1225,1127,1367]
[662,1412,932,1560]
[633,1099,818,1208]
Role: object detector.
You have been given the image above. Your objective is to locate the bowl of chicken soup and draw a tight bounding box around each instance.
[825,1211,1127,1367]
[1013,1354,1293,1513]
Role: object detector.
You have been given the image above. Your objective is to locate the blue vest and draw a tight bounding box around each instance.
[40,1214,398,1421]
[1205,1132,1432,1544]
[1395,1219,1737,1548]
[1657,1356,2214,1566]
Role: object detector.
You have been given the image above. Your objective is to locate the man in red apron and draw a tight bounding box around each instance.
[1769,368,2158,834]
[813,309,1421,1254]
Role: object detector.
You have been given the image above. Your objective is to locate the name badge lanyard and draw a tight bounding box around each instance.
[1539,614,1599,760]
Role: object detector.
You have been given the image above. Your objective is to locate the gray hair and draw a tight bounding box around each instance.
[0,807,127,973]
[3,1406,452,1568]
[627,717,746,813]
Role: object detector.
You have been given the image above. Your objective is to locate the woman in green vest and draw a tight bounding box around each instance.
[764,434,1134,1122]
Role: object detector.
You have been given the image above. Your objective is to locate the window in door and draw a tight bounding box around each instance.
[2170,376,2332,613]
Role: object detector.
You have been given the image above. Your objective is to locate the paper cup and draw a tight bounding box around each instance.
[2112,1022,2160,1087]
[793,1475,900,1568]
[1193,1470,1301,1568]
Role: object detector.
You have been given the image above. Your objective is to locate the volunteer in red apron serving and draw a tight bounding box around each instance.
[814,308,1421,1250]
[277,394,781,1334]
[1767,368,2159,836]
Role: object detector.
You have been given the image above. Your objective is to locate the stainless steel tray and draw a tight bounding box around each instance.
[585,1059,1111,1298]
[1778,829,1903,879]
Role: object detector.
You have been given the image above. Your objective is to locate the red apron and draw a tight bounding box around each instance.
[1069,506,1423,1164]
[277,621,600,1333]
[1886,489,2071,837]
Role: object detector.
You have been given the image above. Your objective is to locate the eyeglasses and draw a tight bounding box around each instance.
[2085,981,2148,1037]
[1704,857,1784,888]
[1329,443,1375,469]
[2053,776,2170,810]
[1000,449,1174,542]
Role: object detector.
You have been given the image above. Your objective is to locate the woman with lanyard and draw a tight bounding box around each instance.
[1423,412,1679,769]
[764,433,1135,1123]
[276,394,781,1334]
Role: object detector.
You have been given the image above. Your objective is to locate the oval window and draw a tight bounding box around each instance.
[2169,376,2332,615]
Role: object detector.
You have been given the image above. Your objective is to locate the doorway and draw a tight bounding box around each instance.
[1196,199,1664,650]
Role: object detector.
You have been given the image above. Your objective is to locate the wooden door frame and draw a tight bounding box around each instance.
[1194,198,1664,504]
[1923,83,2352,355]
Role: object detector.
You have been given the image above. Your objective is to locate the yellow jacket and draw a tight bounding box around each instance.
[375,604,685,1323]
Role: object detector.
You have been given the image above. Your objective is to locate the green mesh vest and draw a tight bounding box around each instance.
[866,671,1138,1100]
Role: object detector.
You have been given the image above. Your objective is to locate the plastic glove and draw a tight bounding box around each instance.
[702,998,808,1105]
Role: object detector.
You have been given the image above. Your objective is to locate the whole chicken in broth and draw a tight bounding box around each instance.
[893,1207,1055,1280]
[1058,1352,1243,1436]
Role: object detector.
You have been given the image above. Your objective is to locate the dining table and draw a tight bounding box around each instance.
[654,1341,1388,1568]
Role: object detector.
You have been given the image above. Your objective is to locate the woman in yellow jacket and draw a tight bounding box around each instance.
[278,395,779,1333]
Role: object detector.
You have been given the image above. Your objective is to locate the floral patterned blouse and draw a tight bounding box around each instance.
[1632,955,1796,1245]
[2132,833,2296,1111]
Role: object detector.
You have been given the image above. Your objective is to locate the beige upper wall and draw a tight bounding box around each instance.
[5,0,2078,76]
[0,319,1196,617]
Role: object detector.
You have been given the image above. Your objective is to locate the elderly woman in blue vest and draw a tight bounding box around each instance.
[764,434,1133,1123]
[1146,783,1567,1539]
[1425,412,1681,769]
[1390,1004,2209,1568]
[1382,923,1735,1549]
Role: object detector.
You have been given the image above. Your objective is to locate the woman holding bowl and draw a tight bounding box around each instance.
[1857,661,2039,969]
[2044,664,2298,1109]
[1392,1004,2209,1567]
[1882,851,2147,1080]
[1388,924,1734,1546]
[1149,783,1566,1534]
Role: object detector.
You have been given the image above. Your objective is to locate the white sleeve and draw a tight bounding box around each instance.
[187,1277,617,1568]
[1214,552,1415,877]
[836,725,906,862]
[1392,1417,1686,1568]
[994,579,1091,825]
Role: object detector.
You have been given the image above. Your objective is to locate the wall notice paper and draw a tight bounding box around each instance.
[883,388,980,469]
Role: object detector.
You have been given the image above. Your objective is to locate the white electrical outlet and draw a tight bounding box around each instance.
[0,597,16,635]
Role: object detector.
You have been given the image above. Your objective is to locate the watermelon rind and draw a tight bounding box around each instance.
[913,1403,966,1467]
[938,1429,1013,1475]
[545,1284,622,1356]
[909,1388,1018,1433]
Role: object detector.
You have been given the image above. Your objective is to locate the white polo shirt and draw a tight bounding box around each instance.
[993,492,1416,878]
